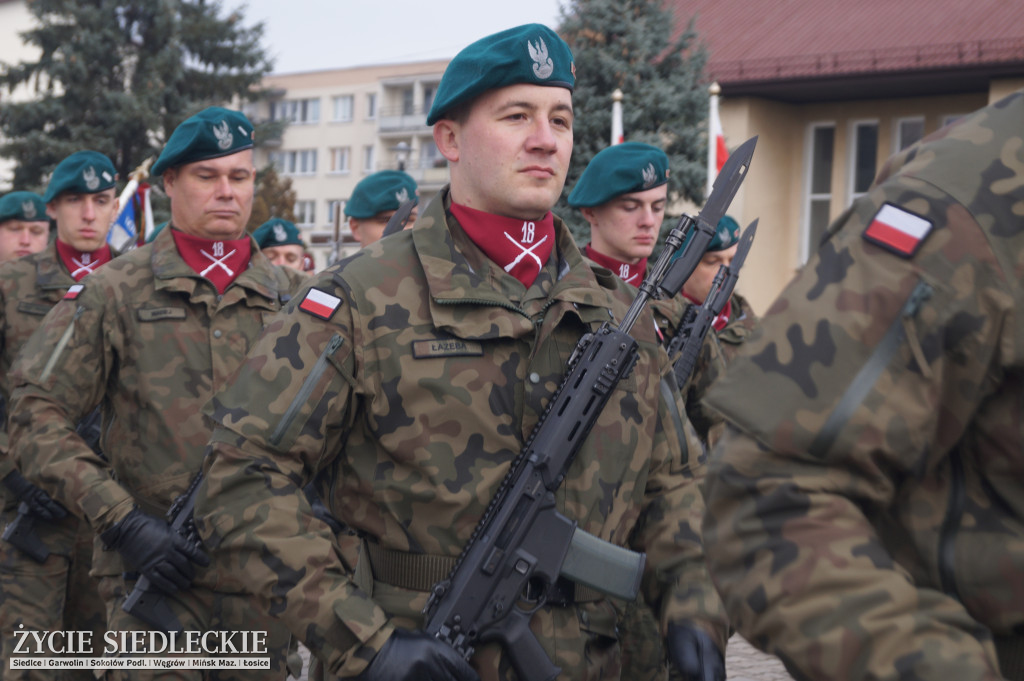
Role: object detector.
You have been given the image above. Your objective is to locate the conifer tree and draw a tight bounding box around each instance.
[0,0,273,190]
[557,0,709,243]
[248,164,297,231]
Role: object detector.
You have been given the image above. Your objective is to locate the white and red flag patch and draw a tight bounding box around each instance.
[862,203,933,257]
[64,284,84,300]
[299,288,342,320]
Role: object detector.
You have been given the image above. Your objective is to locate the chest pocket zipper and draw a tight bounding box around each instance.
[269,334,344,447]
[808,278,934,459]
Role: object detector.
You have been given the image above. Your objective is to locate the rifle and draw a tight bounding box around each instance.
[667,219,758,388]
[421,137,756,681]
[120,470,204,633]
[2,407,104,563]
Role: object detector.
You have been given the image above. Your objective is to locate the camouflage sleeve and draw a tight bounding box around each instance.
[7,285,130,529]
[683,329,726,446]
[632,345,730,651]
[195,286,394,679]
[702,182,1010,680]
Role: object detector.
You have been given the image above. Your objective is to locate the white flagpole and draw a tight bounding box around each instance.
[706,82,721,198]
[611,88,624,146]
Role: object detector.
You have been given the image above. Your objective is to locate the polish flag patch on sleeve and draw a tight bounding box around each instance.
[299,288,342,320]
[64,284,84,300]
[862,203,933,258]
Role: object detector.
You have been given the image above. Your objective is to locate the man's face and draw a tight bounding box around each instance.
[682,243,738,302]
[582,184,667,264]
[163,150,255,240]
[438,83,573,220]
[46,189,118,252]
[0,219,49,262]
[350,204,419,247]
[262,243,306,270]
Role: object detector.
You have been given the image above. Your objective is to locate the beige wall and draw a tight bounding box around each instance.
[718,86,1010,314]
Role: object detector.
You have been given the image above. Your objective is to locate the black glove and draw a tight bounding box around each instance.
[2,470,67,521]
[100,507,210,594]
[358,629,480,681]
[667,623,726,681]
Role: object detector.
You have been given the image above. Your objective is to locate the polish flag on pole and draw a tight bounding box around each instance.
[707,82,728,197]
[610,88,624,146]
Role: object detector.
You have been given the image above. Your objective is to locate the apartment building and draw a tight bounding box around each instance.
[248,59,450,268]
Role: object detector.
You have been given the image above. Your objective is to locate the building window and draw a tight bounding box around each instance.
[272,98,320,125]
[366,93,377,119]
[803,123,835,259]
[849,120,879,200]
[329,147,350,174]
[419,139,440,168]
[363,145,375,172]
[423,85,436,114]
[895,117,924,152]
[268,149,318,176]
[327,199,347,226]
[401,88,415,116]
[295,200,316,226]
[332,95,354,122]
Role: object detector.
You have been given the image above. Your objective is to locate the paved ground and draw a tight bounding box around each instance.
[727,633,796,681]
[290,633,796,680]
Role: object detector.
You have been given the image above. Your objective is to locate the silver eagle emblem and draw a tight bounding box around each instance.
[83,166,100,191]
[395,188,410,203]
[273,224,287,242]
[21,200,37,219]
[641,163,657,188]
[213,120,233,151]
[528,37,554,80]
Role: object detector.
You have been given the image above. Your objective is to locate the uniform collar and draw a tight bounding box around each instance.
[34,241,76,291]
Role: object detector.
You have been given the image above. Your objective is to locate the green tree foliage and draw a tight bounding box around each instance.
[557,0,709,243]
[0,0,273,190]
[247,164,297,231]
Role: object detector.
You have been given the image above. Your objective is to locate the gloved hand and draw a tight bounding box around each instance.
[100,507,209,594]
[2,470,67,521]
[357,629,480,681]
[667,623,726,681]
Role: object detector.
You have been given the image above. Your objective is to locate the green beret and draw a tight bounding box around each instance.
[345,170,418,219]
[42,151,118,203]
[152,106,254,176]
[146,221,168,244]
[426,23,575,125]
[568,143,670,207]
[253,217,304,248]
[0,191,48,223]
[678,214,741,256]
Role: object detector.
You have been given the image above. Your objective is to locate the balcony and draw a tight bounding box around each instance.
[378,105,430,132]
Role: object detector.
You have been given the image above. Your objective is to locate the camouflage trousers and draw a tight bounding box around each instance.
[617,598,668,681]
[0,510,105,681]
[95,575,293,681]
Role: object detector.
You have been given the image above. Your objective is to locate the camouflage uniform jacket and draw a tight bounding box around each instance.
[7,225,305,578]
[702,90,1024,681]
[195,189,728,678]
[0,241,77,484]
[715,291,757,364]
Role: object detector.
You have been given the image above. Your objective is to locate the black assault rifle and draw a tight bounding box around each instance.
[421,137,757,681]
[2,407,104,563]
[667,219,758,388]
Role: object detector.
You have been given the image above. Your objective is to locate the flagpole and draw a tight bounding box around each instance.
[706,81,721,198]
[110,157,153,251]
[611,88,624,146]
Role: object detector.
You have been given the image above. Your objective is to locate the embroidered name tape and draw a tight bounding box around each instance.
[863,203,933,258]
[299,288,342,320]
[412,339,484,358]
[64,284,84,300]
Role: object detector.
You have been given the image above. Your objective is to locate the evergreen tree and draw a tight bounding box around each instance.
[0,0,273,190]
[247,164,297,231]
[557,0,709,243]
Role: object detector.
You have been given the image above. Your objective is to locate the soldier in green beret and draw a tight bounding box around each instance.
[193,23,727,681]
[345,170,418,246]
[0,191,49,264]
[253,217,308,271]
[8,107,303,679]
[703,89,1024,681]
[680,214,758,363]
[0,150,120,680]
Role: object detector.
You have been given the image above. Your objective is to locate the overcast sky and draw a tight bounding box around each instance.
[224,0,566,74]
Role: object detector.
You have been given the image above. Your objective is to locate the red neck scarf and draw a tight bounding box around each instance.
[450,203,555,288]
[584,244,647,287]
[171,229,251,294]
[683,292,732,331]
[56,240,113,281]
